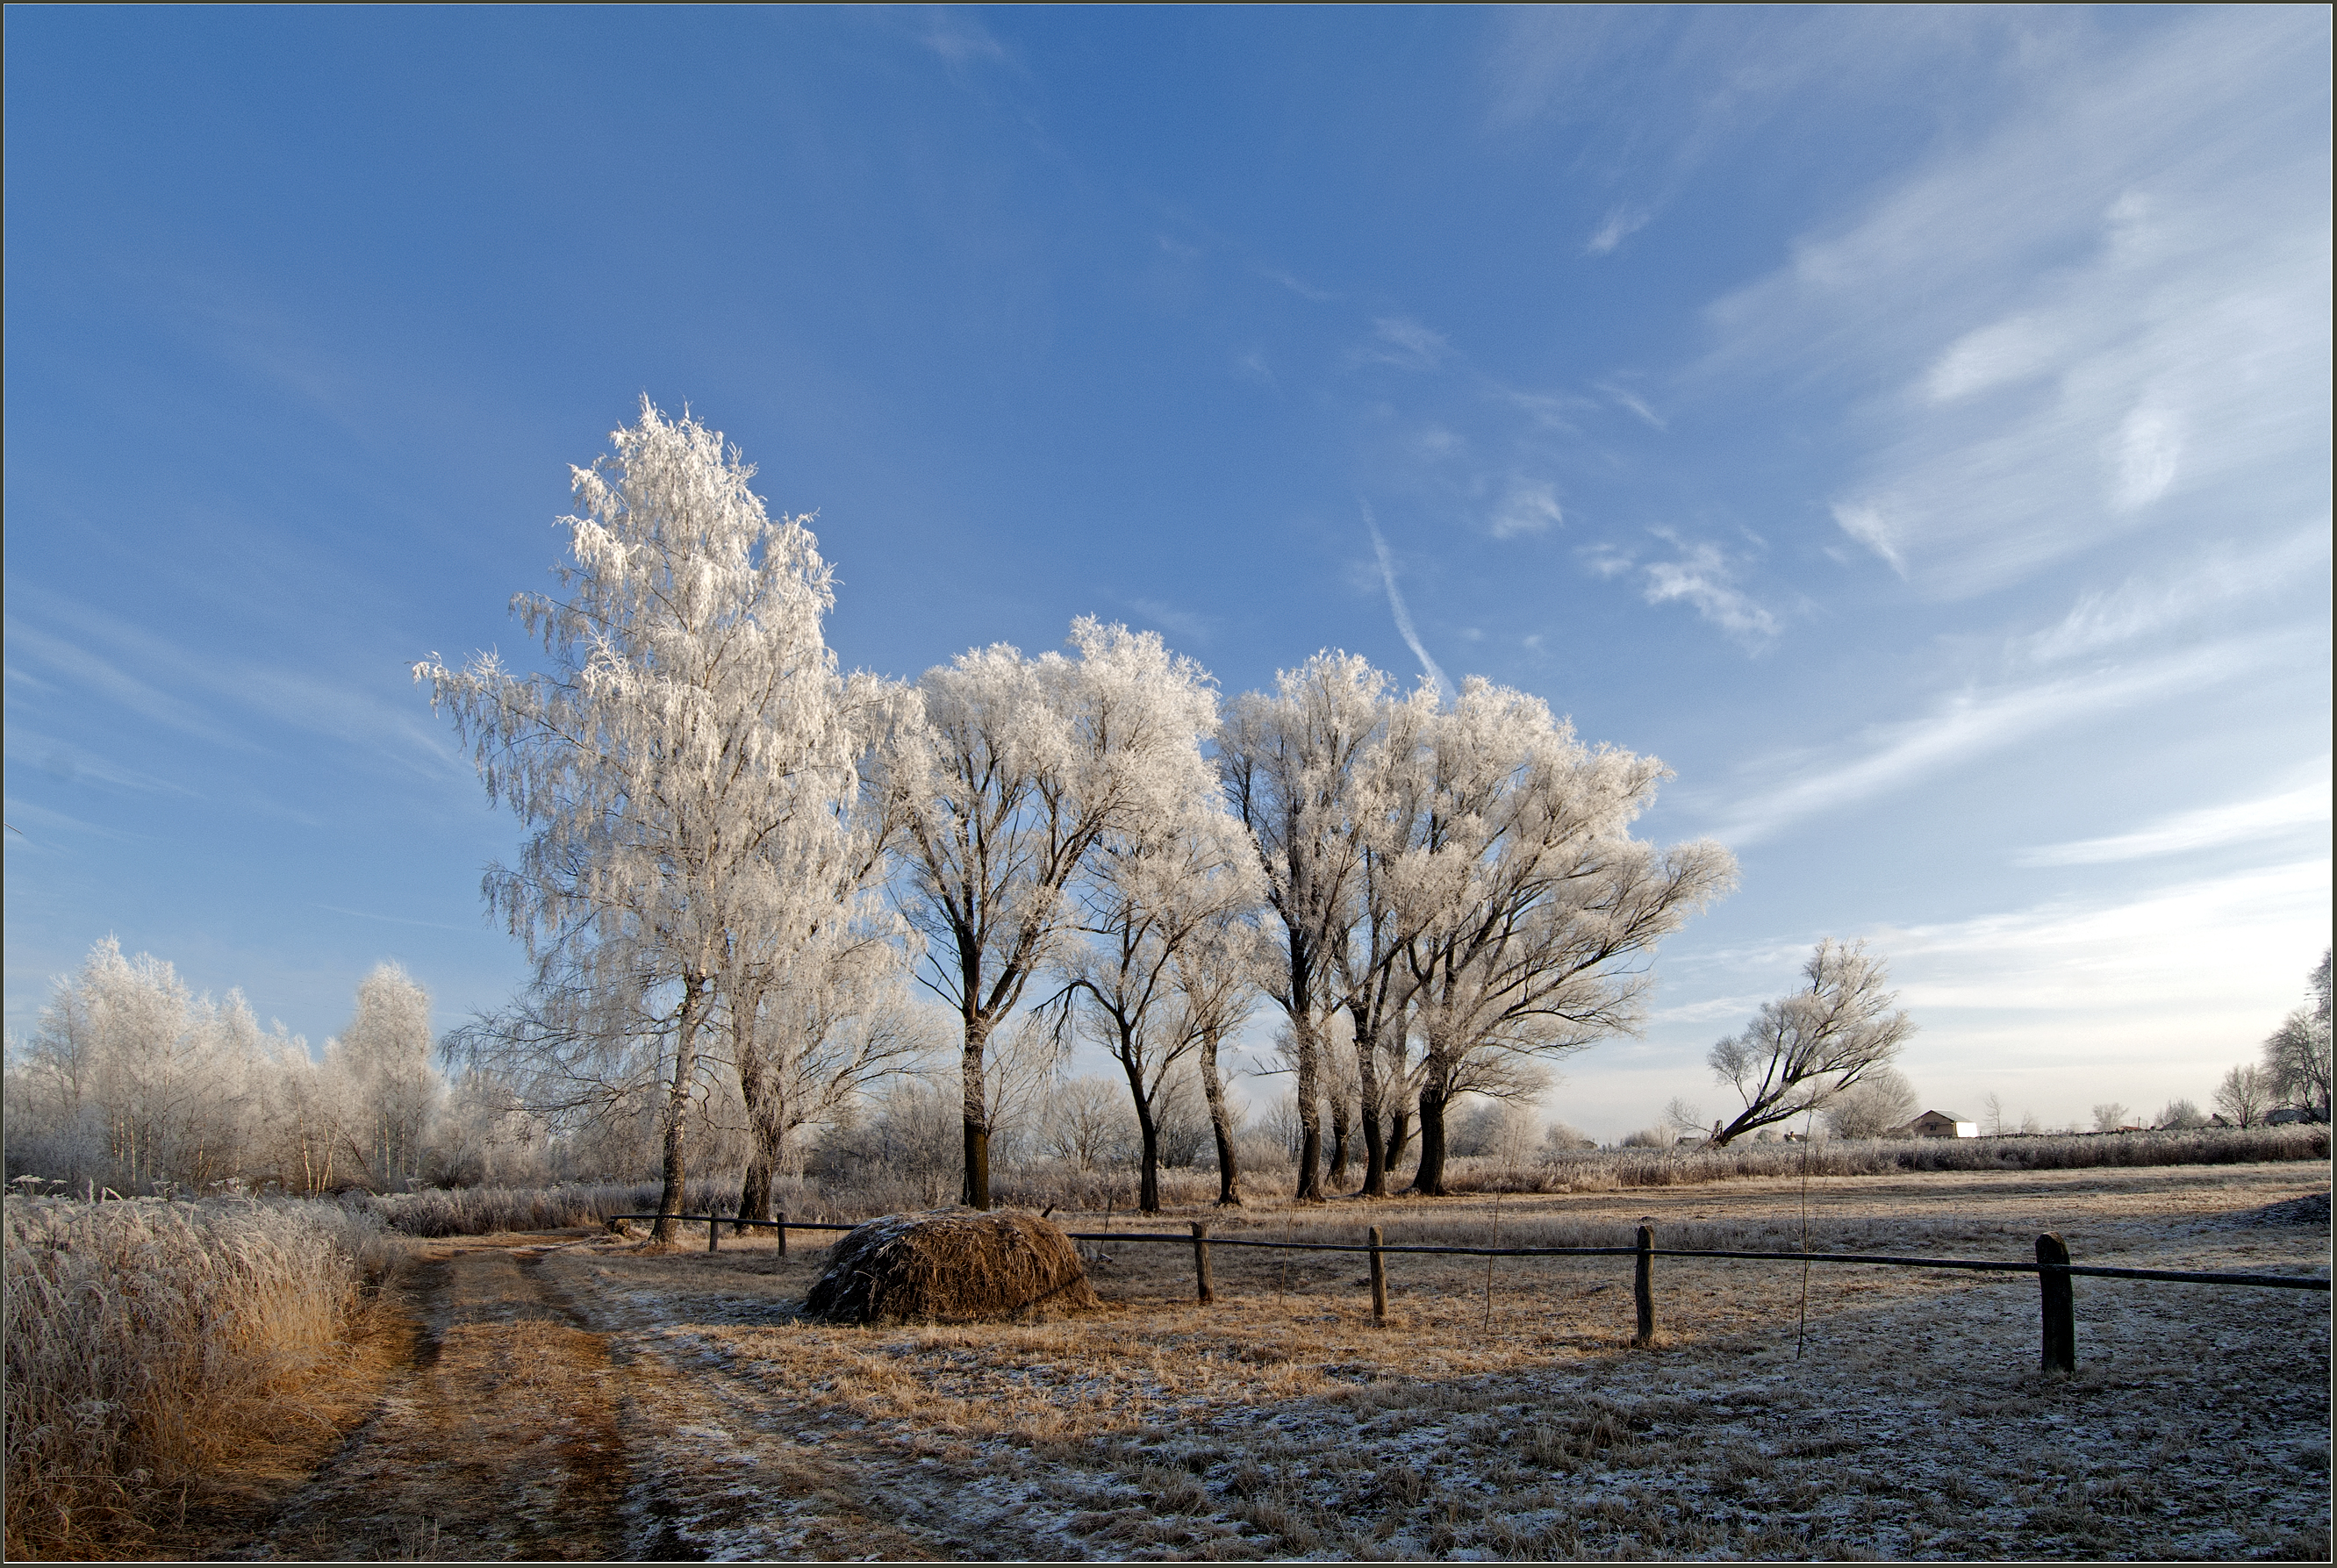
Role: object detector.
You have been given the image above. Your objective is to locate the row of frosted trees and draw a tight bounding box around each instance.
[412,402,1741,1234]
[3,946,483,1196]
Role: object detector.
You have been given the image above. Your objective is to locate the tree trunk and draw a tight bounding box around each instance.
[1135,1098,1162,1213]
[735,1015,784,1224]
[1292,1012,1325,1202]
[1385,1104,1410,1173]
[1327,1085,1351,1188]
[1408,1052,1453,1197]
[654,973,710,1242]
[1199,1029,1243,1206]
[960,1020,992,1210]
[1354,1021,1388,1199]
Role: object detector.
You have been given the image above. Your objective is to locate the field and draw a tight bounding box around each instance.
[154,1161,2328,1561]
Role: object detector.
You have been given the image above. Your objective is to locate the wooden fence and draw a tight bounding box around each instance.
[603,1211,2329,1374]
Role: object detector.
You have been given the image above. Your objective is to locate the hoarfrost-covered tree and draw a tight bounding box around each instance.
[1219,653,1387,1202]
[419,401,893,1239]
[1827,1067,1921,1139]
[1398,679,1734,1194]
[2214,1063,2271,1128]
[1050,798,1265,1211]
[329,963,438,1190]
[1169,891,1265,1205]
[2260,949,2332,1119]
[2090,1102,2131,1134]
[885,619,1219,1209]
[4,937,332,1195]
[1708,940,1917,1146]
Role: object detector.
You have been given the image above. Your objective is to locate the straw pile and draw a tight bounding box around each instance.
[802,1207,1100,1325]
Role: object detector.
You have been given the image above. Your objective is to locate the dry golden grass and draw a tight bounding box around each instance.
[1,1197,398,1560]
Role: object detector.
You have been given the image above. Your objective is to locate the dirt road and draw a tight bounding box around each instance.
[203,1237,634,1561]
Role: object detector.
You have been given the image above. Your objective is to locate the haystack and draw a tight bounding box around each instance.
[801,1207,1099,1325]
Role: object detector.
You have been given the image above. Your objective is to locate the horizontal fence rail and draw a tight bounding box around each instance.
[1068,1230,2333,1288]
[603,1207,2330,1371]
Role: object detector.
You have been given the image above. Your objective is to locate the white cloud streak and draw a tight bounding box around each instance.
[1709,634,2288,845]
[1358,316,1452,371]
[1360,501,1449,699]
[1585,205,1652,255]
[2016,777,2330,868]
[2015,526,2330,667]
[1639,534,1777,647]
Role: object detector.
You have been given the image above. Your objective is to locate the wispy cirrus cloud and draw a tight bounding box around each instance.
[2015,776,2330,868]
[1638,532,1777,648]
[1127,597,1218,648]
[1585,205,1653,255]
[1356,316,1453,372]
[2013,526,2330,668]
[1705,634,2289,845]
[1361,501,1449,698]
[9,598,464,778]
[1706,9,2330,597]
[4,615,253,750]
[1489,481,1562,540]
[914,7,1010,68]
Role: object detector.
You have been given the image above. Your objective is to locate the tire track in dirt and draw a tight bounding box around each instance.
[209,1237,634,1562]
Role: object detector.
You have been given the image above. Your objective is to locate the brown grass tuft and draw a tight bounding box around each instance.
[802,1207,1100,1325]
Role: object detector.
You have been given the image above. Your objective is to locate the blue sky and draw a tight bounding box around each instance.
[5,6,2328,1139]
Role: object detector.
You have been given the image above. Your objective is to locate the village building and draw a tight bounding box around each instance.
[1890,1109,1980,1138]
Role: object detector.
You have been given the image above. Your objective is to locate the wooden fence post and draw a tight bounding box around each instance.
[1190,1221,1214,1305]
[775,1211,788,1261]
[1368,1226,1388,1322]
[708,1214,720,1254]
[1633,1223,1655,1346]
[2036,1232,2075,1373]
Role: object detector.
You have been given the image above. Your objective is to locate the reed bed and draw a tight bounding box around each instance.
[366,1176,748,1237]
[358,1126,2327,1239]
[2,1196,389,1558]
[1456,1124,2331,1192]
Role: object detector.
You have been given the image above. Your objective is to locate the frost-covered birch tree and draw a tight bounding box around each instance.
[418,400,890,1239]
[1707,940,1917,1145]
[885,619,1218,1209]
[1397,679,1735,1193]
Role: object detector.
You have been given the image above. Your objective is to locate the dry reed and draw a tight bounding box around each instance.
[1,1196,388,1558]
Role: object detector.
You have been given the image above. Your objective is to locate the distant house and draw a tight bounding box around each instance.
[2267,1106,2329,1126]
[1892,1110,1980,1139]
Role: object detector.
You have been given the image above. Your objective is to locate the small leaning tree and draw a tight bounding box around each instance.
[1707,939,1918,1146]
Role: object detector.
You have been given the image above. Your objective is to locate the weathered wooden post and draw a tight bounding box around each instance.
[1368,1225,1388,1322]
[2036,1232,2075,1373]
[708,1214,720,1253]
[1190,1221,1214,1305]
[774,1211,788,1260]
[1632,1222,1655,1346]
